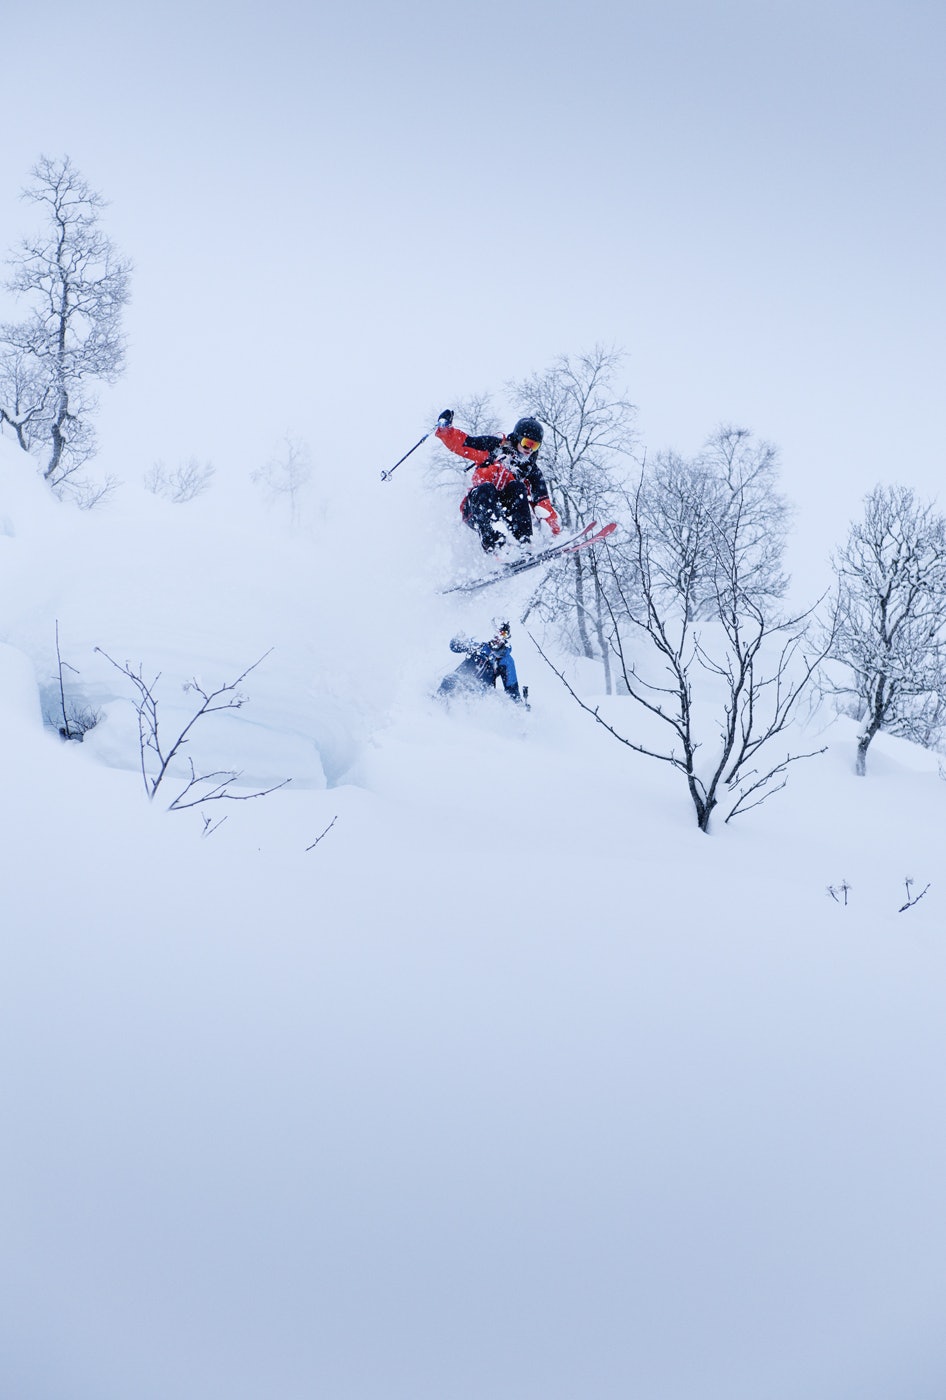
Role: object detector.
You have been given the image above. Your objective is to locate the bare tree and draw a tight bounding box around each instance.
[824,484,946,774]
[252,435,313,523]
[0,156,132,495]
[512,347,636,527]
[0,344,48,451]
[541,428,827,832]
[628,427,790,621]
[698,426,791,606]
[510,347,637,684]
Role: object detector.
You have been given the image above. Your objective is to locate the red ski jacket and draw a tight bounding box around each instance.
[435,424,561,532]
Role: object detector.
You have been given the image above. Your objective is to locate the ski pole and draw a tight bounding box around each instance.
[380,431,430,482]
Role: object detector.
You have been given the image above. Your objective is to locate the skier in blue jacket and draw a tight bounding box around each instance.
[437,621,524,703]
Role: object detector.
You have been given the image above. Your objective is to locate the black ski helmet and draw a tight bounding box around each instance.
[510,417,543,450]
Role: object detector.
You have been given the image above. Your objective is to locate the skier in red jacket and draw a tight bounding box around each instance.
[435,410,562,553]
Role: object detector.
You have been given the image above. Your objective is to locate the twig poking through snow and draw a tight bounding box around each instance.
[306,815,339,852]
[898,878,931,913]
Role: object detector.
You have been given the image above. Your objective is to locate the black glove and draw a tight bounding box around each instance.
[437,409,454,428]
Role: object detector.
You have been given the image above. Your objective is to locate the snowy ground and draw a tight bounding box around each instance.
[2,436,945,1400]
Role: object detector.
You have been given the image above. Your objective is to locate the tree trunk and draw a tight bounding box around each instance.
[693,784,714,831]
[44,387,69,481]
[591,570,612,695]
[572,553,595,659]
[856,682,887,775]
[855,733,870,776]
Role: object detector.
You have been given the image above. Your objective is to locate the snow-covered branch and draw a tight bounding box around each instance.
[94,646,289,817]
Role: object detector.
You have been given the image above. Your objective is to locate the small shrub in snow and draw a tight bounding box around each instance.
[898,877,931,913]
[52,701,102,742]
[94,646,290,819]
[47,621,102,741]
[825,876,932,913]
[144,458,216,502]
[70,474,121,510]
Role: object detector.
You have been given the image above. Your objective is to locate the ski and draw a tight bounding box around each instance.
[442,521,617,594]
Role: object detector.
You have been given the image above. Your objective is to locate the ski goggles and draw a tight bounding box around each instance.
[518,436,541,454]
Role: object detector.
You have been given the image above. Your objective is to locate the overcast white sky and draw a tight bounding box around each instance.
[1,0,943,591]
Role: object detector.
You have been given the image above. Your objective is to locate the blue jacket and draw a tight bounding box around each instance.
[439,638,521,701]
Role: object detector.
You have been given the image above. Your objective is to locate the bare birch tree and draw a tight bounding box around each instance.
[541,427,827,832]
[510,347,637,686]
[0,156,131,494]
[252,436,313,524]
[825,484,946,774]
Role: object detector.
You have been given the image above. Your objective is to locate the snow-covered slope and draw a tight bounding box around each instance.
[2,435,945,1400]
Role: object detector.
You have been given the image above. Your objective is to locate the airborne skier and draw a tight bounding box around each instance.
[435,410,562,553]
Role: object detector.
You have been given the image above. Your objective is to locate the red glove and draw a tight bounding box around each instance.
[534,498,561,535]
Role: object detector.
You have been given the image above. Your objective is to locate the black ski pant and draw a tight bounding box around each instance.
[462,480,532,552]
